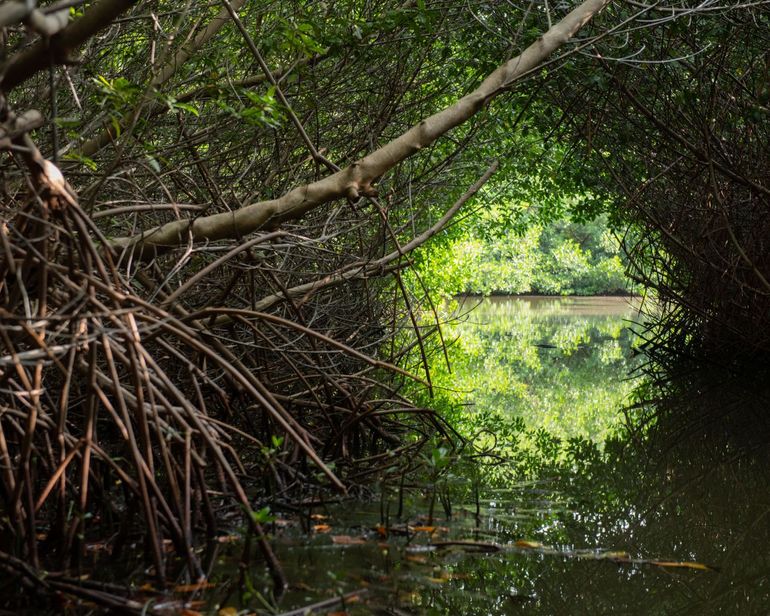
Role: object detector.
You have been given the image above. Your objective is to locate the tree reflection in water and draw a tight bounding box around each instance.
[203,298,770,614]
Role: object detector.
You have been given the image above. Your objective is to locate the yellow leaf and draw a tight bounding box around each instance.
[174,581,216,593]
[411,525,447,534]
[332,535,367,545]
[218,608,238,616]
[514,540,543,549]
[650,560,715,572]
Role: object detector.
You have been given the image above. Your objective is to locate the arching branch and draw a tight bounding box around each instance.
[109,0,612,260]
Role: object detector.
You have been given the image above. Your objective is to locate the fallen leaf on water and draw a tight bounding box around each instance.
[650,560,716,572]
[310,514,329,520]
[406,554,428,564]
[411,525,447,534]
[313,524,332,533]
[514,540,543,549]
[218,608,238,616]
[273,518,292,527]
[174,581,216,593]
[332,535,367,545]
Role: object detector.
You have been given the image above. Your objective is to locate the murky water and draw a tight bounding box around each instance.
[196,296,770,615]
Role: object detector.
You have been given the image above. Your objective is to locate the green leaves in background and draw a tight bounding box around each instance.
[415,216,632,298]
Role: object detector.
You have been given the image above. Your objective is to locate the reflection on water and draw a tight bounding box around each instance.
[203,297,770,615]
[442,296,642,444]
[468,294,641,316]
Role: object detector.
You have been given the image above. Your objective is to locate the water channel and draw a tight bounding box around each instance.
[197,296,770,615]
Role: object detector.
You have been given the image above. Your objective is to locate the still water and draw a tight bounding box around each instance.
[203,297,770,615]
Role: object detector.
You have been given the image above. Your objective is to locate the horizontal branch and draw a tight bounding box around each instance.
[212,161,499,316]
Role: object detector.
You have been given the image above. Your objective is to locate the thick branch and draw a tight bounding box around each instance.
[179,161,498,317]
[110,0,611,259]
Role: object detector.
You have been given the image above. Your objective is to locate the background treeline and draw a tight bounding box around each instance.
[416,214,632,296]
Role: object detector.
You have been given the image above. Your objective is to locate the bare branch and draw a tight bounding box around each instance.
[1,0,138,93]
[110,0,612,259]
[78,0,247,157]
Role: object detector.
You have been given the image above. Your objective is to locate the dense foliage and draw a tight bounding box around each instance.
[416,215,631,296]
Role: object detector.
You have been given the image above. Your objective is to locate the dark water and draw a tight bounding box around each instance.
[198,297,770,615]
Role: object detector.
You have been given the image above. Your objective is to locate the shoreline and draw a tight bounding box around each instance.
[457,292,642,299]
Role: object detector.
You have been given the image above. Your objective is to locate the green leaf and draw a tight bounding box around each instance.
[146,156,161,173]
[172,102,199,116]
[251,506,275,525]
[63,152,98,172]
[110,116,121,137]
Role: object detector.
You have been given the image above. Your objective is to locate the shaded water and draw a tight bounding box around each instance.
[197,297,770,615]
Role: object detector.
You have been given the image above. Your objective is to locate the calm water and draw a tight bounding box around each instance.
[442,295,642,444]
[198,297,770,615]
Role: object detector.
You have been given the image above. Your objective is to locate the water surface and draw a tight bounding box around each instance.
[199,296,770,615]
